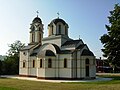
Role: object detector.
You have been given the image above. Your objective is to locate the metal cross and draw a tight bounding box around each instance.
[79,35,80,40]
[36,10,39,17]
[57,12,60,18]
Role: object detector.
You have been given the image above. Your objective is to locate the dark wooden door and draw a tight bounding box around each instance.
[86,66,89,77]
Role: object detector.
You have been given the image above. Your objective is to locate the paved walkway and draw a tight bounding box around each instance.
[0,75,112,83]
[96,73,120,76]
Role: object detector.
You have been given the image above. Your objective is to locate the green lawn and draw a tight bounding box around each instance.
[0,74,120,90]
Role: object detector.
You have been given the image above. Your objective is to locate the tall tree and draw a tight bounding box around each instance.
[4,40,25,74]
[0,60,2,75]
[100,4,120,72]
[7,40,25,56]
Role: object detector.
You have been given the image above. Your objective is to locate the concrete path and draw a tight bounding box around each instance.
[0,75,112,83]
[96,73,120,76]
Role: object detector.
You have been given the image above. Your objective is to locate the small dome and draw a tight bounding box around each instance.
[32,16,42,23]
[49,18,68,26]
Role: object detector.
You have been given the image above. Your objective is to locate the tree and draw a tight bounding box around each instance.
[100,4,120,72]
[4,40,25,75]
[7,40,25,56]
[0,60,2,75]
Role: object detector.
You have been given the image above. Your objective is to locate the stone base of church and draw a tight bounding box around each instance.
[19,74,37,78]
[37,77,96,80]
[19,75,95,80]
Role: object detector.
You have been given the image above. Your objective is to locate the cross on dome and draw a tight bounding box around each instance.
[36,10,39,17]
[57,12,60,18]
[79,35,80,40]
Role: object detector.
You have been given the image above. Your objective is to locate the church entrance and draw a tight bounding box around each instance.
[86,66,89,77]
[85,58,89,77]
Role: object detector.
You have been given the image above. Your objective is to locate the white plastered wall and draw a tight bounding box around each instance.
[28,56,37,76]
[58,54,72,78]
[81,56,96,78]
[37,57,45,78]
[44,56,56,78]
[19,50,29,75]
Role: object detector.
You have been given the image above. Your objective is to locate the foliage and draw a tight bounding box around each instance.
[3,55,19,75]
[7,40,25,56]
[100,4,120,70]
[0,60,2,75]
[1,40,25,75]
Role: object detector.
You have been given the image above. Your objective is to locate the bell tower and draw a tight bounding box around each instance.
[29,13,43,45]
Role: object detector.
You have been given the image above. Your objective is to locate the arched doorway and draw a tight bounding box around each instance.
[86,58,89,77]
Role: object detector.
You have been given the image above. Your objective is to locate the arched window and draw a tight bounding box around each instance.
[39,27,41,31]
[23,52,27,56]
[23,60,26,68]
[65,26,67,35]
[48,58,52,68]
[64,58,67,68]
[58,25,61,34]
[32,33,34,42]
[51,25,53,35]
[39,33,41,42]
[40,59,42,68]
[33,60,35,68]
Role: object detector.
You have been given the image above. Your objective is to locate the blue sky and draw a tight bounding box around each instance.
[0,0,119,58]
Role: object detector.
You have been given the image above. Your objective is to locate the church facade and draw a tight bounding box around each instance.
[19,15,96,79]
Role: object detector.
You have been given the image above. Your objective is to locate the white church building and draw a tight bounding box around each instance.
[19,15,96,80]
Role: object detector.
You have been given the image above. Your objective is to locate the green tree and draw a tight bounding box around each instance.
[4,40,25,75]
[100,4,120,72]
[7,40,25,56]
[0,60,2,75]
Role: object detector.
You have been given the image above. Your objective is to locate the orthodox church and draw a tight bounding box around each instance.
[19,14,96,80]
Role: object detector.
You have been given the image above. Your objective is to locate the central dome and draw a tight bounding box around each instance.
[32,16,42,23]
[49,18,68,26]
[48,17,69,37]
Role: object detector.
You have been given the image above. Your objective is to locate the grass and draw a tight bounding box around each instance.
[0,87,17,90]
[0,74,120,90]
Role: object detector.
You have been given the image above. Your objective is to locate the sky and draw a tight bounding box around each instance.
[0,0,119,58]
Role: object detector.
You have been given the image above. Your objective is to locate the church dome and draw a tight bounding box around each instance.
[48,17,69,36]
[48,18,68,26]
[32,16,42,23]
